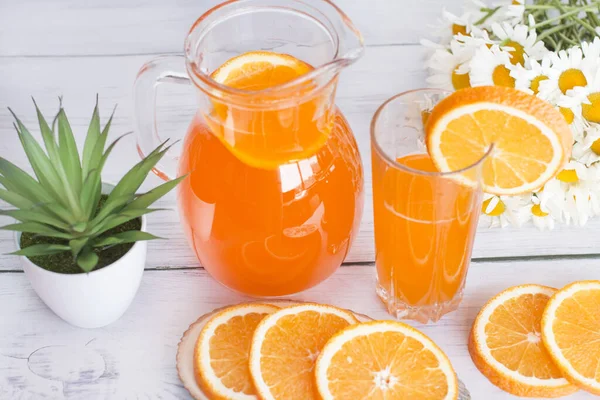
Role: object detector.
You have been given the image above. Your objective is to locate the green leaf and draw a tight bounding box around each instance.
[81,97,101,179]
[125,175,186,211]
[0,209,70,230]
[76,248,99,272]
[94,142,170,223]
[33,98,61,167]
[88,208,163,236]
[69,237,88,257]
[9,111,73,213]
[0,188,35,209]
[0,157,52,203]
[93,230,160,247]
[80,168,102,219]
[86,107,115,177]
[10,243,71,257]
[1,222,71,239]
[57,107,83,194]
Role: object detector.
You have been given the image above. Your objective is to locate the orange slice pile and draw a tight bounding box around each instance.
[542,280,600,395]
[190,301,459,400]
[315,321,459,400]
[425,86,572,195]
[469,284,577,397]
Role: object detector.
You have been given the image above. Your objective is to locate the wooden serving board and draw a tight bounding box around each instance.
[176,300,471,400]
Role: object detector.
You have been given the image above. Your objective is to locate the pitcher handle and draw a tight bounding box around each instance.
[133,55,191,181]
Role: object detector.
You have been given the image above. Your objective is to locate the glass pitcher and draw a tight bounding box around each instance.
[133,0,365,297]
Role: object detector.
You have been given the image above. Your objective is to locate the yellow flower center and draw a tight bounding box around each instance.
[512,0,522,4]
[492,65,515,87]
[451,66,471,90]
[452,24,467,36]
[531,204,549,217]
[503,40,525,65]
[559,107,574,124]
[530,75,548,95]
[582,92,600,123]
[481,198,505,216]
[590,138,600,155]
[558,69,587,94]
[556,169,579,183]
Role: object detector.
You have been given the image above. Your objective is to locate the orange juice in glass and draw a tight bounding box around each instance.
[371,89,490,323]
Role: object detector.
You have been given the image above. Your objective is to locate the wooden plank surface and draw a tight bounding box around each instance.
[1,258,598,399]
[2,1,600,399]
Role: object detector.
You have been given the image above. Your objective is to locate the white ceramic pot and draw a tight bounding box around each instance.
[15,184,148,329]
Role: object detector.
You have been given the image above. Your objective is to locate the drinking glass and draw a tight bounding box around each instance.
[370,89,491,323]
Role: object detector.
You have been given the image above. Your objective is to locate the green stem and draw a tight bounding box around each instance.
[558,31,579,45]
[537,21,578,41]
[475,6,501,26]
[533,3,600,29]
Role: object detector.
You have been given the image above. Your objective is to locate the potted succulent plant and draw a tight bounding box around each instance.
[0,99,183,328]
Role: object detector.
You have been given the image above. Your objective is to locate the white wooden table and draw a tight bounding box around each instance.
[1,1,598,398]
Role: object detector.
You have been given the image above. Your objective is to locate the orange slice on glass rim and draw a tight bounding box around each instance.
[249,303,358,400]
[315,320,459,400]
[541,280,600,395]
[425,86,572,195]
[469,284,578,398]
[194,303,279,399]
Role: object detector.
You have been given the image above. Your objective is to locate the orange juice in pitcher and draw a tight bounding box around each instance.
[133,0,364,296]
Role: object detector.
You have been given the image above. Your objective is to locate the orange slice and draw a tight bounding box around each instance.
[541,280,600,395]
[205,51,334,170]
[211,51,312,90]
[195,303,279,399]
[315,320,459,400]
[248,303,358,399]
[425,86,572,195]
[469,284,578,397]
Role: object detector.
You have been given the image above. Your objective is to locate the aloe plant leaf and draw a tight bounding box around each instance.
[89,208,164,236]
[1,222,71,239]
[69,237,88,257]
[81,97,101,179]
[80,168,102,219]
[33,98,62,167]
[125,175,186,211]
[57,107,83,194]
[0,188,35,209]
[0,209,71,230]
[86,106,115,175]
[93,230,160,247]
[97,143,170,220]
[10,243,71,257]
[8,112,69,206]
[0,157,52,203]
[76,248,99,272]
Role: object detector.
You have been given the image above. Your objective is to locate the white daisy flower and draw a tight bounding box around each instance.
[555,95,589,141]
[572,125,600,166]
[563,66,600,126]
[469,45,516,87]
[530,194,555,230]
[426,41,476,91]
[539,161,600,225]
[479,194,530,228]
[511,55,552,95]
[432,9,476,46]
[492,22,548,65]
[455,25,497,49]
[537,47,595,103]
[582,37,600,65]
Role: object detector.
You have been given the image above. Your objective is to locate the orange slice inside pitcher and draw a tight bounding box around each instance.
[425,86,572,195]
[206,51,335,170]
